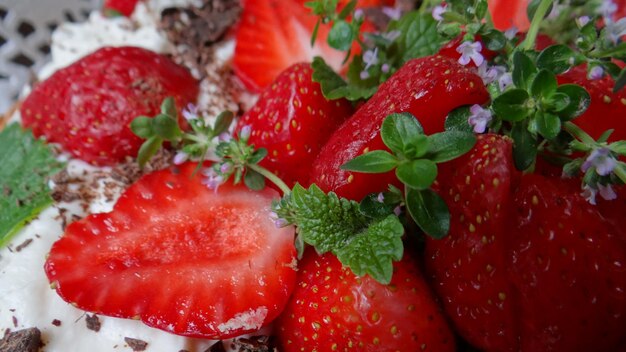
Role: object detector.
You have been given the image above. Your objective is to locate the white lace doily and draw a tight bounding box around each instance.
[0,0,102,113]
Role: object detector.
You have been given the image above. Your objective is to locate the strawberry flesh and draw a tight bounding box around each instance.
[44,162,298,339]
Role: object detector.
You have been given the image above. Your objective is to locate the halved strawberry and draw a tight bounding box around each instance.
[276,250,456,351]
[233,0,362,91]
[20,46,198,166]
[235,63,353,187]
[44,162,297,339]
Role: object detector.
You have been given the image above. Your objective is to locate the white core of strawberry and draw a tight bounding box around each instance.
[216,307,269,334]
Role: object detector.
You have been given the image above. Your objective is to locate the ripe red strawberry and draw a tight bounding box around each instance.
[310,55,489,201]
[488,0,530,31]
[21,46,198,166]
[233,0,364,91]
[558,64,626,142]
[235,63,353,187]
[276,250,456,352]
[425,135,626,351]
[103,0,140,17]
[44,162,298,339]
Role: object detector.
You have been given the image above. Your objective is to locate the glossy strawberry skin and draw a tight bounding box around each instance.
[488,0,530,31]
[276,250,456,352]
[558,65,626,142]
[426,134,521,351]
[310,55,490,201]
[44,162,298,339]
[425,135,626,351]
[21,46,198,166]
[103,0,140,17]
[235,63,353,187]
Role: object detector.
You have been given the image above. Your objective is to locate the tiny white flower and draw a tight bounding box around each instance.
[393,206,402,216]
[468,104,492,133]
[381,63,390,73]
[220,162,232,174]
[582,184,598,205]
[456,41,484,67]
[605,17,626,43]
[173,151,189,165]
[498,72,513,91]
[363,48,379,69]
[376,193,385,203]
[219,132,232,142]
[383,30,402,43]
[477,63,507,85]
[354,9,364,20]
[432,4,447,21]
[581,147,617,176]
[599,0,618,21]
[588,66,605,80]
[360,70,371,80]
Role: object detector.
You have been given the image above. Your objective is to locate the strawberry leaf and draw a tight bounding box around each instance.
[396,160,437,190]
[405,188,450,239]
[341,150,398,173]
[334,215,404,284]
[389,11,445,64]
[380,113,425,155]
[0,124,64,246]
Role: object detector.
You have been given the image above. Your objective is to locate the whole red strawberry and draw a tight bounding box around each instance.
[276,250,456,352]
[45,162,297,339]
[558,64,626,142]
[103,0,140,17]
[21,46,198,166]
[425,134,626,351]
[235,63,353,187]
[310,55,489,201]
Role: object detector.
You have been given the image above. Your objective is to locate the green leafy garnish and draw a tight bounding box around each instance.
[342,113,475,238]
[0,123,64,246]
[274,184,404,284]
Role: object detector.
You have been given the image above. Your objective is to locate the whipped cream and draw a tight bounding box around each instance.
[38,2,172,80]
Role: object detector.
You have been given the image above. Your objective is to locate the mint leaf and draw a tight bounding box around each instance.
[380,113,425,155]
[389,11,445,63]
[405,187,450,239]
[0,124,64,246]
[335,215,404,284]
[312,56,377,101]
[275,184,368,253]
[341,150,398,173]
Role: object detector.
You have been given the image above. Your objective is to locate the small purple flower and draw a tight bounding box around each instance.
[432,4,447,21]
[218,132,232,142]
[382,30,401,43]
[605,17,626,43]
[588,66,605,80]
[376,193,385,203]
[354,8,364,20]
[468,104,492,133]
[202,168,225,191]
[393,206,402,216]
[239,125,252,140]
[456,41,484,67]
[363,48,379,69]
[582,185,598,205]
[382,6,402,20]
[381,63,390,73]
[576,16,591,27]
[182,103,199,121]
[498,72,513,91]
[360,70,371,80]
[220,162,232,174]
[581,147,617,176]
[173,151,189,165]
[504,26,518,40]
[599,0,618,20]
[599,183,618,201]
[269,211,289,228]
[477,63,507,85]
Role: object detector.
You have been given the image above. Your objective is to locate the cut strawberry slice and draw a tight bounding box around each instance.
[233,0,352,91]
[45,163,297,339]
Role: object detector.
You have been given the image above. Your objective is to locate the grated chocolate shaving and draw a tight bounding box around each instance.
[209,336,276,352]
[51,319,61,327]
[85,314,101,332]
[0,327,41,352]
[124,337,148,351]
[14,239,32,252]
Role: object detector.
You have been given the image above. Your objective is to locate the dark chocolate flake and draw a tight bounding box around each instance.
[14,238,33,252]
[85,314,101,332]
[51,319,61,327]
[124,337,148,351]
[0,327,41,352]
